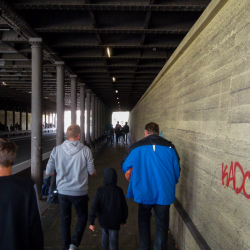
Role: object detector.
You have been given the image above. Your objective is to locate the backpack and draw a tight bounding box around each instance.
[41,175,59,204]
[46,175,59,204]
[41,176,50,197]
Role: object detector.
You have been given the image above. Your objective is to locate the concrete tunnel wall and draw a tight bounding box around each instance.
[129,0,250,249]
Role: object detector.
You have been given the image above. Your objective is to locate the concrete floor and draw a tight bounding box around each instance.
[41,137,177,250]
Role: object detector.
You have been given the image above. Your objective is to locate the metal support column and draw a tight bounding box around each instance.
[44,110,46,127]
[20,108,22,130]
[26,109,29,130]
[54,113,56,128]
[97,100,100,140]
[95,97,98,145]
[56,61,65,145]
[91,93,95,149]
[80,83,85,144]
[70,75,77,124]
[12,108,15,129]
[86,89,91,147]
[4,106,7,131]
[29,37,43,196]
[100,103,103,138]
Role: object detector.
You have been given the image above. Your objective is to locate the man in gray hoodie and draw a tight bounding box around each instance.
[46,124,96,250]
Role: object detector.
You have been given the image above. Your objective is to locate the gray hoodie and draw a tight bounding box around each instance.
[46,140,95,196]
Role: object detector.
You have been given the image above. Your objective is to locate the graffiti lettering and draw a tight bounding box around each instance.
[222,162,250,199]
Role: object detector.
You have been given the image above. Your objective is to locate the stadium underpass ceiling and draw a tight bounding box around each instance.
[0,0,211,112]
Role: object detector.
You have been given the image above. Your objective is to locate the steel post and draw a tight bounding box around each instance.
[20,108,22,130]
[44,110,46,127]
[86,89,91,147]
[91,93,95,149]
[98,100,101,140]
[26,109,29,130]
[30,38,43,197]
[4,106,7,131]
[70,75,77,124]
[56,61,65,145]
[95,97,98,144]
[12,108,15,129]
[80,83,85,144]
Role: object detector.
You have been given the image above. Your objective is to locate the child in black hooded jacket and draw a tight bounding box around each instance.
[89,167,128,250]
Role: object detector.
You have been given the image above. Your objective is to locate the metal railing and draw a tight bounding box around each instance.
[0,128,56,138]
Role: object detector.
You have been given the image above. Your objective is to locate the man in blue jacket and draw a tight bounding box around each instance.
[121,122,180,250]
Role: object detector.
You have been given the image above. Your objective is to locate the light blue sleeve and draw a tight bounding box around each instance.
[46,148,56,175]
[85,147,95,175]
[122,150,133,173]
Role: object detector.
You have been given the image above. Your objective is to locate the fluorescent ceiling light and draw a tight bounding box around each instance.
[117,97,119,99]
[115,90,118,93]
[112,77,116,82]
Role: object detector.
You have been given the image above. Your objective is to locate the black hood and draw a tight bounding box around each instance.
[103,168,117,185]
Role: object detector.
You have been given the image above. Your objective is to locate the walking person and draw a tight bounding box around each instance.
[109,124,114,144]
[121,122,129,144]
[0,139,44,250]
[46,124,96,250]
[121,122,180,250]
[115,121,122,143]
[89,167,128,250]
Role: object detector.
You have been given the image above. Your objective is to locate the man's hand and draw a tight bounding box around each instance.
[89,225,95,231]
[49,171,56,177]
[91,169,97,177]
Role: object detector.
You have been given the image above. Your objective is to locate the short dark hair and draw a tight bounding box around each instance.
[0,139,17,167]
[145,122,159,135]
[66,124,81,139]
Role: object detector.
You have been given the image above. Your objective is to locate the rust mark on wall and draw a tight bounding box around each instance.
[222,161,250,199]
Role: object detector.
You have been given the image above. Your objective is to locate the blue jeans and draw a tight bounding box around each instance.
[101,228,119,250]
[58,194,89,250]
[138,204,170,250]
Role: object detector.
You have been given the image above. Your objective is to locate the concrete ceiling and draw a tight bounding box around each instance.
[0,0,211,112]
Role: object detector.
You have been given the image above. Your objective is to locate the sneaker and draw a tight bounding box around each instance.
[69,244,77,250]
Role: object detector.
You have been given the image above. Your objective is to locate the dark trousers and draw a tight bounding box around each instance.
[58,194,89,250]
[138,204,170,250]
[101,228,119,250]
[124,133,128,143]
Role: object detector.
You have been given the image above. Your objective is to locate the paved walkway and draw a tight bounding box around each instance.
[41,137,177,250]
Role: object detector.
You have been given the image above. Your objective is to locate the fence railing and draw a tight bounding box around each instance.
[0,128,56,138]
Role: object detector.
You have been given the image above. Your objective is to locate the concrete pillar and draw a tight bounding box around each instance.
[20,108,22,130]
[56,61,65,145]
[70,75,77,124]
[29,37,43,196]
[80,83,85,144]
[26,109,28,130]
[91,93,95,149]
[4,107,7,131]
[86,89,91,147]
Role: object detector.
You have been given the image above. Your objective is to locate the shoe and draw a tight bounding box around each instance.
[69,244,77,250]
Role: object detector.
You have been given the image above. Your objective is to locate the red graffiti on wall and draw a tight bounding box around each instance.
[222,162,250,199]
